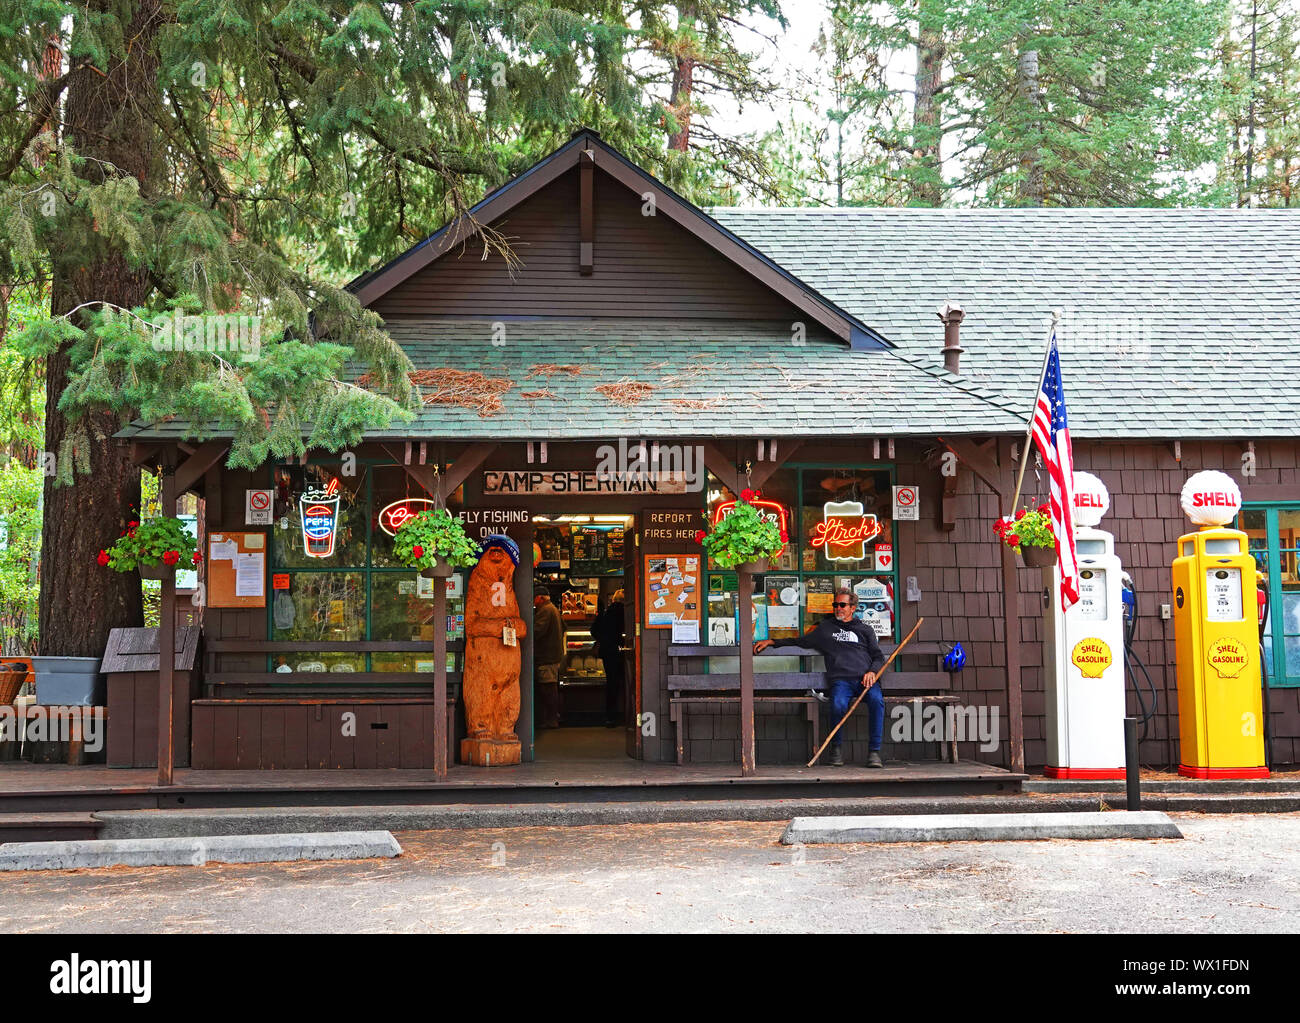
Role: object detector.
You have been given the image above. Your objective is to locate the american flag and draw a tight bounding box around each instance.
[1031,333,1079,608]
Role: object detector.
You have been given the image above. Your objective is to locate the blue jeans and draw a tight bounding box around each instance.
[829,678,884,751]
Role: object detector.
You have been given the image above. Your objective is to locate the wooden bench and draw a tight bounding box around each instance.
[200,639,463,768]
[667,640,962,765]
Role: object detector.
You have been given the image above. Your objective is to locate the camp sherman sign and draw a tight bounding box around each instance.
[483,469,693,495]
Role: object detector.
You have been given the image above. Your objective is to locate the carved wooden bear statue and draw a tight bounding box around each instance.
[461,534,527,766]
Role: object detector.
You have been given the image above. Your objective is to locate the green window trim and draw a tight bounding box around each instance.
[1240,502,1299,688]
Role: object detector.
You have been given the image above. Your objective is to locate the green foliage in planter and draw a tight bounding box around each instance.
[392,509,480,570]
[992,505,1057,552]
[699,492,786,569]
[101,516,198,572]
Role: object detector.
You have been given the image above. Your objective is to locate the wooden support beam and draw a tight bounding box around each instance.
[937,435,1003,494]
[701,441,742,495]
[738,566,756,776]
[997,435,1025,775]
[748,440,803,491]
[446,442,498,492]
[579,147,595,275]
[382,444,438,497]
[173,441,229,494]
[157,464,177,786]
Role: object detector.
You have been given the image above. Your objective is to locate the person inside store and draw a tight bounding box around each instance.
[753,585,886,768]
[591,589,625,728]
[533,584,566,729]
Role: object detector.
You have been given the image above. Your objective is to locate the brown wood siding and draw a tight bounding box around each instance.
[369,167,804,322]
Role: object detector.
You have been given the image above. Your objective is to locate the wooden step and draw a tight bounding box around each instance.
[0,812,102,843]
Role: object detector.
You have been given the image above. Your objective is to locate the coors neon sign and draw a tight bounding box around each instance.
[810,500,882,561]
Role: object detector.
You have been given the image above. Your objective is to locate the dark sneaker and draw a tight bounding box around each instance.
[829,747,845,767]
[867,751,884,769]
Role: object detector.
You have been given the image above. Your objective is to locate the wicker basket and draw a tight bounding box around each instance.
[0,666,27,705]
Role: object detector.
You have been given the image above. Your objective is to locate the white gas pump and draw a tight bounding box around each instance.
[1042,472,1127,779]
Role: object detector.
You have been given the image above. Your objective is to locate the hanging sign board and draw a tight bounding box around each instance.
[892,485,919,521]
[645,509,705,546]
[484,470,690,495]
[246,489,274,526]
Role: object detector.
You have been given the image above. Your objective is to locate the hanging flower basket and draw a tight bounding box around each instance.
[99,516,201,578]
[697,488,786,571]
[393,508,481,575]
[993,505,1058,569]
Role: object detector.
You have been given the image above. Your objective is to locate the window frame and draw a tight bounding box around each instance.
[1239,501,1299,688]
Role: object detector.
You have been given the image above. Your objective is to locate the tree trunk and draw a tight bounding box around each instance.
[912,2,945,205]
[667,3,697,152]
[38,0,164,657]
[1017,48,1045,206]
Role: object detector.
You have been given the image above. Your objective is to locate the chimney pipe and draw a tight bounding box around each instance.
[937,302,965,374]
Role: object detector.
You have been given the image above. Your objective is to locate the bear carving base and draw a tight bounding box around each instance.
[460,734,522,767]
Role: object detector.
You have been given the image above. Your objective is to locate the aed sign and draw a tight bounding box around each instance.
[378,498,437,536]
[1206,636,1250,678]
[874,543,893,571]
[892,486,919,521]
[246,489,273,526]
[1071,637,1113,679]
[810,501,882,561]
[1180,470,1242,527]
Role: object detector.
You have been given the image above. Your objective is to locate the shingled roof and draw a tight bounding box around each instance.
[710,207,1300,438]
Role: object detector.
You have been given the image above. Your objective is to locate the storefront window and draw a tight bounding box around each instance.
[702,465,899,645]
[268,460,466,672]
[1239,504,1299,687]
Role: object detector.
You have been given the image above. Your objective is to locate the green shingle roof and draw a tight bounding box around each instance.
[710,207,1300,438]
[117,318,1025,441]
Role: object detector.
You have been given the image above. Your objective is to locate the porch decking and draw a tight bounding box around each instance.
[0,756,1023,813]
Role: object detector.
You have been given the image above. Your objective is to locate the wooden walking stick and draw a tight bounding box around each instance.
[807,618,924,767]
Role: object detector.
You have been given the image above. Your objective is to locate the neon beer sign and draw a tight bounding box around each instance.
[378,498,437,536]
[712,497,789,537]
[811,501,881,561]
[300,477,341,558]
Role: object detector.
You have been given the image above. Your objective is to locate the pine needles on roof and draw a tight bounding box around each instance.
[408,368,513,416]
[596,379,655,405]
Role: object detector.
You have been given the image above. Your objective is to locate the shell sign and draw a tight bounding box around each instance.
[1071,637,1113,679]
[1206,636,1250,678]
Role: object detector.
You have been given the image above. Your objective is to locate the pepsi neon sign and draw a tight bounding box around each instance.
[299,478,340,558]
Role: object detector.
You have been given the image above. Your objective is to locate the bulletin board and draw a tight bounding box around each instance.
[643,554,702,630]
[206,531,268,608]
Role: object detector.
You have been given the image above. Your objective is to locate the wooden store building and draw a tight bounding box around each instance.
[116,130,1300,781]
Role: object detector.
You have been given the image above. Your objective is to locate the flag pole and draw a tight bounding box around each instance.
[1008,309,1062,514]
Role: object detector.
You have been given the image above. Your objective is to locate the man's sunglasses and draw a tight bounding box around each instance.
[833,601,853,608]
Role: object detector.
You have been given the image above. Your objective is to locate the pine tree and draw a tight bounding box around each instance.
[0,1,693,658]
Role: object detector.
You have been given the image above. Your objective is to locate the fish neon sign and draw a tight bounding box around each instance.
[378,498,437,536]
[300,477,340,558]
[810,500,881,561]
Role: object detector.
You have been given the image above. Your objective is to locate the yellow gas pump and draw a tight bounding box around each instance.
[1172,470,1268,779]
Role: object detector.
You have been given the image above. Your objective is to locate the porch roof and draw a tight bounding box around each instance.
[117,318,1026,442]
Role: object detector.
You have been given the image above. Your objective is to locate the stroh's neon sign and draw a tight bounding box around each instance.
[810,501,881,561]
[300,477,340,558]
[378,498,437,536]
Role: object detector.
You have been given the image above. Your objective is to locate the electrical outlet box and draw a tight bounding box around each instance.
[1160,604,1172,620]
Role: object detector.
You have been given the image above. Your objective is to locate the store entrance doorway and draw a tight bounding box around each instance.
[531,512,635,761]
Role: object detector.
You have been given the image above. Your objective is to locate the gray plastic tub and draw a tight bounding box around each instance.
[31,656,106,706]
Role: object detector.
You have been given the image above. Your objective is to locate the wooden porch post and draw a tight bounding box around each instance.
[738,566,755,776]
[157,463,176,785]
[433,574,448,781]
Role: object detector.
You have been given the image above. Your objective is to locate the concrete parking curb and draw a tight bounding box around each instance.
[0,830,401,871]
[781,810,1183,844]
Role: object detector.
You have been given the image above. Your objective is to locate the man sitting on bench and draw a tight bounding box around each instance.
[754,586,886,768]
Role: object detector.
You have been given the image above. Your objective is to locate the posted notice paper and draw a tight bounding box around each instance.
[235,552,264,597]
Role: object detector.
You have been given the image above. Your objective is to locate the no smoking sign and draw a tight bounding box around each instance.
[893,485,919,521]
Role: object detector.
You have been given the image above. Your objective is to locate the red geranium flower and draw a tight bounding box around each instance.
[412,544,424,558]
[96,550,110,567]
[694,530,706,544]
[1006,534,1021,546]
[1015,508,1027,520]
[1038,503,1050,515]
[191,551,203,565]
[779,529,788,542]
[161,550,180,566]
[740,487,756,502]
